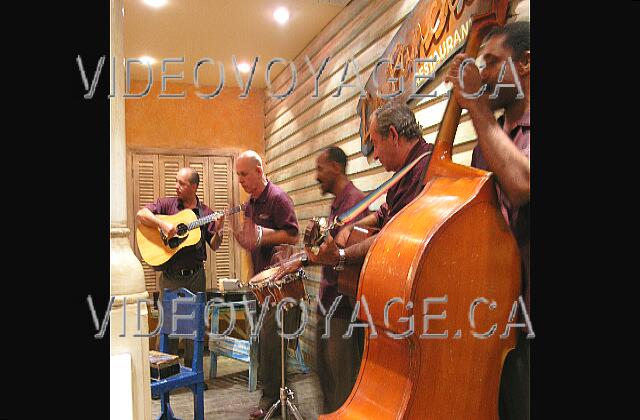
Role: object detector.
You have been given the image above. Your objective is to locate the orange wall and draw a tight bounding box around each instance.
[125,80,265,154]
[125,80,265,279]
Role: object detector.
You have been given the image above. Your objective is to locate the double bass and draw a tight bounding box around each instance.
[320,2,521,419]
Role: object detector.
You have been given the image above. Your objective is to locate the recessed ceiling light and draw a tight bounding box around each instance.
[143,0,168,8]
[237,62,251,73]
[273,7,290,25]
[139,56,156,65]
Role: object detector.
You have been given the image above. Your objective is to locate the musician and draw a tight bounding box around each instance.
[268,145,369,412]
[314,147,368,412]
[231,150,299,420]
[446,21,530,420]
[307,102,434,271]
[136,167,224,369]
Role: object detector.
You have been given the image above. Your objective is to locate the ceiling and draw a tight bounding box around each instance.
[123,0,349,90]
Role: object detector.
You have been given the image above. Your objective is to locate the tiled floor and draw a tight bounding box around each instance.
[151,353,324,419]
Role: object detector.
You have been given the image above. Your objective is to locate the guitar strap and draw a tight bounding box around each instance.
[418,148,433,188]
[334,150,432,227]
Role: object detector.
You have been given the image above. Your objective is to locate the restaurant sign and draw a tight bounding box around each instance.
[359,0,504,157]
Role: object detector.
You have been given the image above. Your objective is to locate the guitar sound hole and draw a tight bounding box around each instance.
[176,224,188,236]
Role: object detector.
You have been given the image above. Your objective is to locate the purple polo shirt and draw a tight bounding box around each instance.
[319,181,366,317]
[376,139,434,228]
[244,181,299,274]
[145,196,217,271]
[471,110,530,315]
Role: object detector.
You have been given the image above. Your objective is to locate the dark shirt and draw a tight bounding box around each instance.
[376,139,434,228]
[471,110,530,314]
[319,181,366,317]
[244,181,299,274]
[145,196,217,271]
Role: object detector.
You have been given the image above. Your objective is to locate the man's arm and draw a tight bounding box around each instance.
[307,231,376,267]
[355,212,379,228]
[446,54,530,207]
[344,234,376,265]
[136,207,161,228]
[260,192,300,246]
[467,106,530,207]
[207,215,225,251]
[233,212,298,250]
[260,226,298,246]
[136,207,176,238]
[209,231,222,250]
[335,212,379,247]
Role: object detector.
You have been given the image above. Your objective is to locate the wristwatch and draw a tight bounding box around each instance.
[300,252,309,267]
[334,248,346,271]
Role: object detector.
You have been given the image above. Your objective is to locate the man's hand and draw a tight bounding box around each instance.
[161,221,177,239]
[445,53,489,112]
[271,252,305,284]
[335,224,354,248]
[214,214,225,235]
[232,216,259,251]
[306,232,340,266]
[271,244,298,265]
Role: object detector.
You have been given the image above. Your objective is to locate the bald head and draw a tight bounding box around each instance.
[236,150,267,197]
[175,167,199,202]
[178,167,200,187]
[237,150,263,169]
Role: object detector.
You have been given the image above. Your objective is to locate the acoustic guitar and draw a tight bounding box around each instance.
[136,204,244,267]
[336,225,379,298]
[303,218,379,298]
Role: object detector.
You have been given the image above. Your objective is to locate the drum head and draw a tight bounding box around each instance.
[248,266,280,286]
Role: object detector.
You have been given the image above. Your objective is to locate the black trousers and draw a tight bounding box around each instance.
[316,314,363,414]
[157,266,206,368]
[499,331,530,420]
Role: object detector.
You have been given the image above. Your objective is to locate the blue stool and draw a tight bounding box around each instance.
[209,299,259,391]
[151,288,206,420]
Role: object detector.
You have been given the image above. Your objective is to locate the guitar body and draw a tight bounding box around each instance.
[337,226,379,298]
[136,209,202,267]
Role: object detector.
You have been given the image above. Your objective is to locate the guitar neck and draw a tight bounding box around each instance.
[186,204,244,231]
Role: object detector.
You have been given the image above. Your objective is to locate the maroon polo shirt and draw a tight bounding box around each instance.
[244,181,299,274]
[471,110,530,315]
[319,181,367,317]
[145,196,218,271]
[376,139,434,228]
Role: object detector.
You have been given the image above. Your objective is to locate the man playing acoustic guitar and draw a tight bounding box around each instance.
[136,167,224,369]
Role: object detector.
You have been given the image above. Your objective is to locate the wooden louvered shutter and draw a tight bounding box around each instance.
[156,155,186,288]
[185,157,209,204]
[185,156,214,289]
[159,155,185,198]
[132,154,161,293]
[209,156,236,280]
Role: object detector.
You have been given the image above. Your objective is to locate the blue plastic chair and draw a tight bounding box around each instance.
[151,288,206,420]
